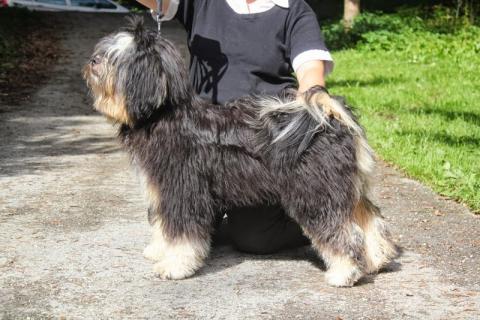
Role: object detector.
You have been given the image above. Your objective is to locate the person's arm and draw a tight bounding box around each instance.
[296,60,325,93]
[137,0,181,22]
[136,0,168,12]
[287,2,333,94]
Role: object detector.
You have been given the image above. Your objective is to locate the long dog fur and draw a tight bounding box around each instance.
[83,17,398,286]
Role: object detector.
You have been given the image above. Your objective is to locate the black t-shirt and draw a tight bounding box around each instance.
[175,0,328,104]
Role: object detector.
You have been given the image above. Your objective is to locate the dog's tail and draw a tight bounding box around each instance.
[258,86,375,192]
[258,86,362,142]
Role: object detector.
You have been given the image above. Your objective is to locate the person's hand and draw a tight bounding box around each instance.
[136,0,169,12]
[296,60,326,93]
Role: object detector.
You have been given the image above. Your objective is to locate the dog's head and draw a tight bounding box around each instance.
[83,16,189,127]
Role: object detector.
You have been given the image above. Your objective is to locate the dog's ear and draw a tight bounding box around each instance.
[120,24,191,124]
[119,17,166,124]
[122,52,167,125]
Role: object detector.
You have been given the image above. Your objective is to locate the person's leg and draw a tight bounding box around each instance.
[226,205,310,254]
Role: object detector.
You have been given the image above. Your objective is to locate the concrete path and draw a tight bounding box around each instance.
[1,13,479,320]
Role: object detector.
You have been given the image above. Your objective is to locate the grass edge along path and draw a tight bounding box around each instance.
[328,44,479,214]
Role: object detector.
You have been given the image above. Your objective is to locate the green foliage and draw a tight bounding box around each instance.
[323,6,480,52]
[308,0,480,22]
[322,12,408,50]
[326,9,480,213]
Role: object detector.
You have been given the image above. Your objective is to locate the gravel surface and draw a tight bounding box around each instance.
[0,13,479,320]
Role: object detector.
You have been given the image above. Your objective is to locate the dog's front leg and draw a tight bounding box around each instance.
[139,160,215,280]
[141,174,214,280]
[144,219,211,280]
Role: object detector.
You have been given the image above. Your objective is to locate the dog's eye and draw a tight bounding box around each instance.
[90,55,103,65]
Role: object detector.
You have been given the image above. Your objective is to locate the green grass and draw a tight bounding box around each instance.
[326,12,480,213]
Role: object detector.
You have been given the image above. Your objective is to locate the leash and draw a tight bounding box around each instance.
[155,0,164,36]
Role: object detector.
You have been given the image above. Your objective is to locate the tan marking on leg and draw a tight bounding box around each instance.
[145,180,161,209]
[355,135,375,179]
[352,200,370,230]
[138,170,161,209]
[353,200,398,273]
[135,164,162,226]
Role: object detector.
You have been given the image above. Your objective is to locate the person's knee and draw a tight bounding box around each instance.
[226,205,309,254]
[229,228,278,254]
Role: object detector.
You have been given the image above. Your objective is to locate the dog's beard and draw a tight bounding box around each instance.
[84,63,132,126]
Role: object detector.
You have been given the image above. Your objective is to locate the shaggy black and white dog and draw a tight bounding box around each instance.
[83,18,397,287]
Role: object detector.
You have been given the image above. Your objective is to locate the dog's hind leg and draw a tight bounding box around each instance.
[282,193,368,287]
[280,158,369,287]
[310,221,367,287]
[353,197,398,274]
[283,193,397,286]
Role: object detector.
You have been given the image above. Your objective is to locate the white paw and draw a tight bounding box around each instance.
[143,243,164,261]
[151,237,209,280]
[153,254,200,280]
[144,221,210,280]
[325,263,363,287]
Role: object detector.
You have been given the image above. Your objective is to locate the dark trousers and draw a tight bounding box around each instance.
[216,205,310,254]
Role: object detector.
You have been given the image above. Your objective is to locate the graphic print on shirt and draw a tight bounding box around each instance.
[189,35,228,104]
[175,0,330,103]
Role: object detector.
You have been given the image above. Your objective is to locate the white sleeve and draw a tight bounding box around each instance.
[154,0,180,21]
[292,49,334,76]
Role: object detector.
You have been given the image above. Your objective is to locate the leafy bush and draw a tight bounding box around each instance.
[324,5,480,212]
[322,11,419,50]
[322,6,480,57]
